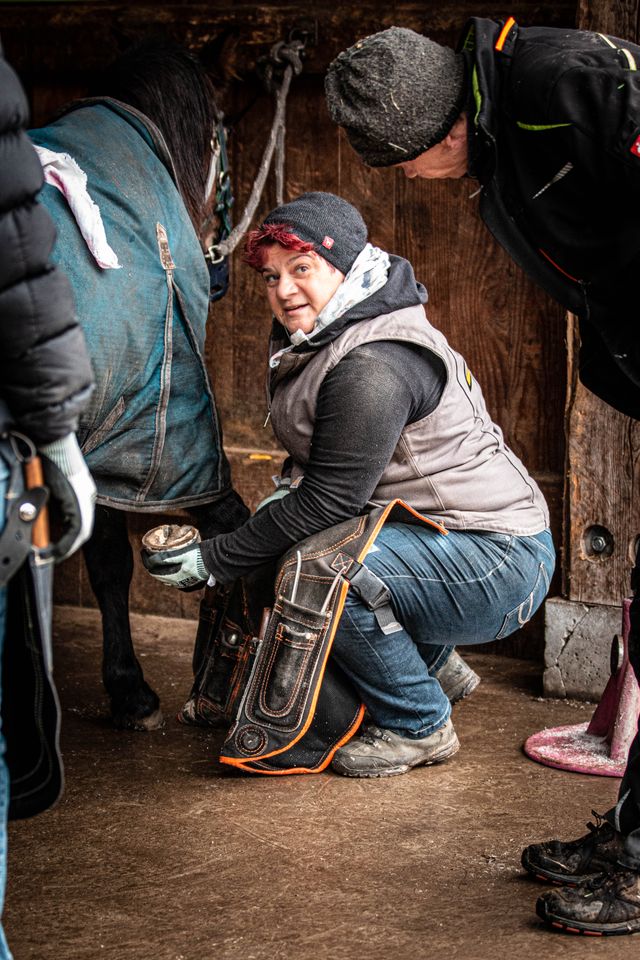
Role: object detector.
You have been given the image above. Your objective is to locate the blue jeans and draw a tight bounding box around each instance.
[332,523,555,738]
[0,448,14,959]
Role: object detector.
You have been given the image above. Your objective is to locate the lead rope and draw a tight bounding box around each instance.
[206,39,304,265]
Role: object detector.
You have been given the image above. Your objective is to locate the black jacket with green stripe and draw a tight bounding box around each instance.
[461,17,640,418]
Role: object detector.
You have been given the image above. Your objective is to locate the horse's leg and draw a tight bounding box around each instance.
[191,489,250,540]
[83,505,163,730]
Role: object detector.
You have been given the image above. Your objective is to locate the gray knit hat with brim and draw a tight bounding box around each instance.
[263,192,368,275]
[325,27,466,168]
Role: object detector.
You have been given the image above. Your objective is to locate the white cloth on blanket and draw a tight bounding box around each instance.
[34,145,121,270]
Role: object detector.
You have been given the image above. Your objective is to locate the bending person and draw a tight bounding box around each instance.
[325,21,640,934]
[146,191,554,778]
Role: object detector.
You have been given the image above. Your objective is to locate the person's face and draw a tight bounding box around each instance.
[395,114,469,180]
[261,245,345,337]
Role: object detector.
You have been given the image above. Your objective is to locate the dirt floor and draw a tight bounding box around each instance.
[4,605,636,960]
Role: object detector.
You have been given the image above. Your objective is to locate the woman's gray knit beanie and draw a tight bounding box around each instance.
[325,27,466,167]
[263,192,368,275]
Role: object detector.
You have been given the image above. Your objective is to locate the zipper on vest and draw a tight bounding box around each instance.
[264,361,272,428]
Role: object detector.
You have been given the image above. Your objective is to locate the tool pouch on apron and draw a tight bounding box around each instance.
[219,499,447,775]
[178,564,274,728]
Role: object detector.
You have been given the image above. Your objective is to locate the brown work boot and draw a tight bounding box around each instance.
[433,650,480,704]
[331,718,459,778]
[536,869,640,935]
[521,812,626,885]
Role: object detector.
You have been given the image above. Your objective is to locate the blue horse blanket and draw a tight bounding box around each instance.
[30,100,229,511]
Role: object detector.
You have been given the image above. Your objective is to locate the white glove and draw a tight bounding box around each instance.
[39,432,96,559]
[256,478,292,512]
[142,543,211,590]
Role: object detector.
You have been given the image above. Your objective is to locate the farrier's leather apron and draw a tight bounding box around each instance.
[180,499,447,775]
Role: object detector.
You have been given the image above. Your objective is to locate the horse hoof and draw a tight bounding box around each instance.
[134,708,164,731]
[115,708,164,731]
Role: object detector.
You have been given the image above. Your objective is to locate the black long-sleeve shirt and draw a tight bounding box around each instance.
[201,340,445,583]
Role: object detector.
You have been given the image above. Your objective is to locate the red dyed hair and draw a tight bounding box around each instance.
[243,222,315,270]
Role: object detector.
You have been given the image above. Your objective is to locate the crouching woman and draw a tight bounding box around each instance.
[147,191,555,778]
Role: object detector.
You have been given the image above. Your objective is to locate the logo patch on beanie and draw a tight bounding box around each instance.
[322,236,335,249]
[631,133,640,158]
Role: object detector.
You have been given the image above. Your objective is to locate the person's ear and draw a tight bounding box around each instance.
[444,114,467,149]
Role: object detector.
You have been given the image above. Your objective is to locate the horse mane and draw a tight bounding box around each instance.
[95,40,217,233]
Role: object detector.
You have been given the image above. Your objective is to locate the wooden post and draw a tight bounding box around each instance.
[564,317,640,604]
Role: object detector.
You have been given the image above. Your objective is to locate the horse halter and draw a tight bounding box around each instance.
[202,119,233,302]
[204,126,221,206]
[204,37,306,273]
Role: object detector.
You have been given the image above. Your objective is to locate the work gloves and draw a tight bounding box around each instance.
[142,542,212,591]
[39,432,96,560]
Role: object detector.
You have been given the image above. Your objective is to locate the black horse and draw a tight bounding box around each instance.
[31,42,248,729]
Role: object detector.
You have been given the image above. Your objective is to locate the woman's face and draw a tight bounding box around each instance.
[260,244,345,337]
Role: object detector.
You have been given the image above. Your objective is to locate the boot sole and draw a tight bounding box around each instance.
[332,740,460,778]
[536,898,640,936]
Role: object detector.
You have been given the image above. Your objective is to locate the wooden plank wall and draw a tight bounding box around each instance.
[1,1,574,655]
[561,0,640,607]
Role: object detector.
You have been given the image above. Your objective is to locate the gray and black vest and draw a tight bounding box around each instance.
[269,305,549,536]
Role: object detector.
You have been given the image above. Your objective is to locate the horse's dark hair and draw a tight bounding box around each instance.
[98,40,217,232]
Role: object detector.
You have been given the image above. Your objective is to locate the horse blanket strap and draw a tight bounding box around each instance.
[219,499,447,775]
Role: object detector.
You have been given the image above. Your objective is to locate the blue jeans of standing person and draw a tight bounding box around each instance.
[331,523,555,738]
[0,449,14,959]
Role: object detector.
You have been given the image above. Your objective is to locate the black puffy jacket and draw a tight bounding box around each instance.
[461,18,640,418]
[0,44,94,444]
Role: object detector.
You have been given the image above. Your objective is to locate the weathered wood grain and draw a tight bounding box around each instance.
[577,0,640,38]
[0,2,577,82]
[565,317,640,604]
[394,173,566,477]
